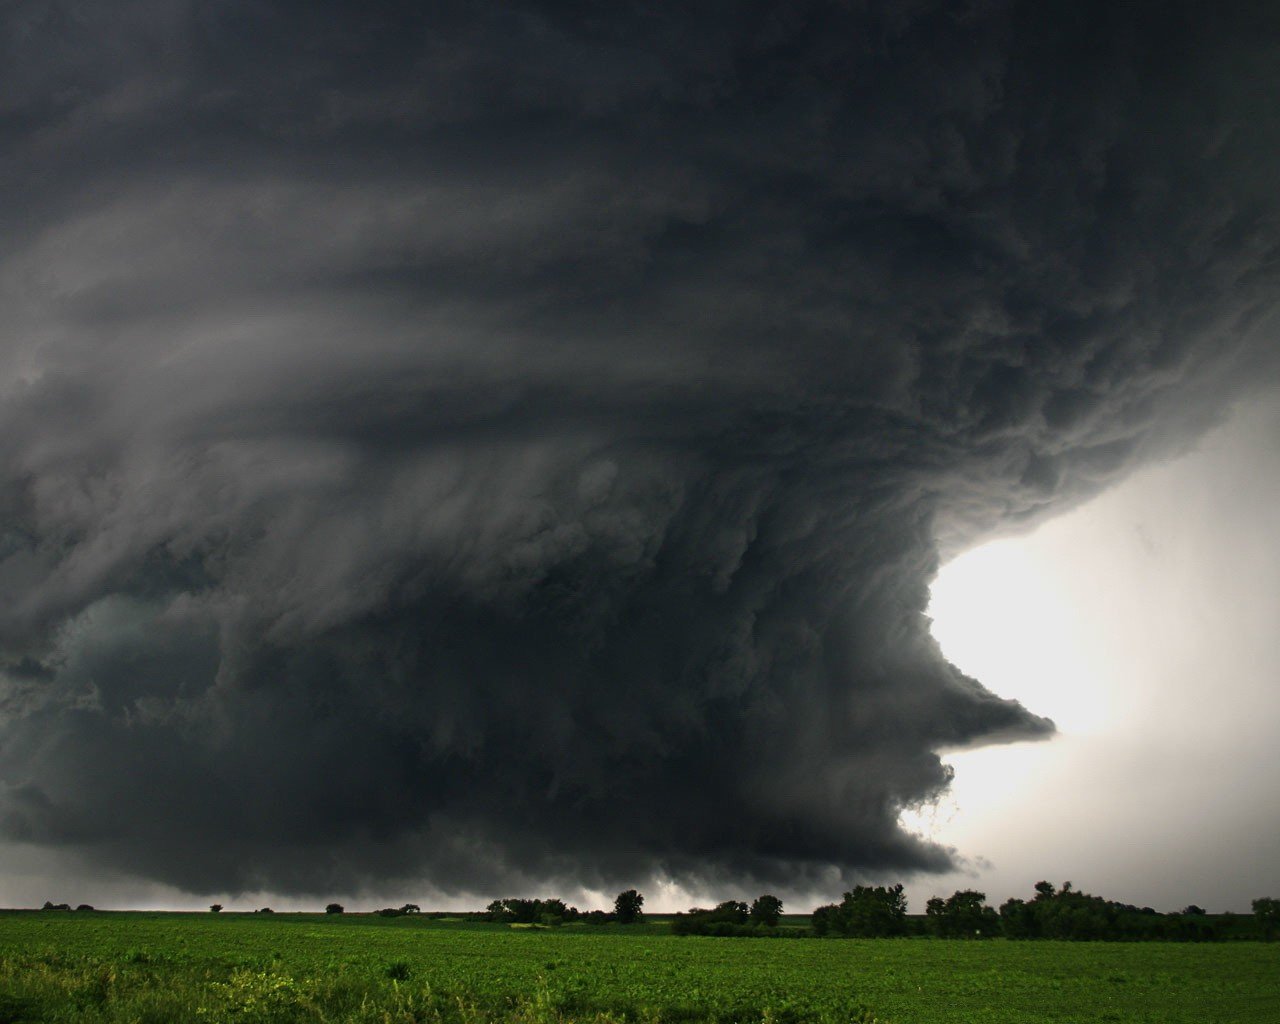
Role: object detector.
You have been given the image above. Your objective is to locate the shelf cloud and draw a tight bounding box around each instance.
[1,1,1278,896]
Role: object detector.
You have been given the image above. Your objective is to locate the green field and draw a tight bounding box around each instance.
[0,912,1275,1024]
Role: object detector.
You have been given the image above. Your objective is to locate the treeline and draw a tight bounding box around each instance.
[484,889,647,927]
[671,895,784,936]
[37,886,1280,942]
[811,882,1280,942]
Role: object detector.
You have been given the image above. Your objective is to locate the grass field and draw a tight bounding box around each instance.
[0,911,1276,1024]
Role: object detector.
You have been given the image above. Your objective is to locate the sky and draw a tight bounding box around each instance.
[909,388,1280,914]
[1,2,1279,913]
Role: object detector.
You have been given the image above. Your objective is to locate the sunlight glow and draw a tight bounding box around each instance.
[927,538,1114,736]
[899,394,1280,913]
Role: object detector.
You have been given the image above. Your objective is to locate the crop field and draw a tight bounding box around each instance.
[0,912,1276,1024]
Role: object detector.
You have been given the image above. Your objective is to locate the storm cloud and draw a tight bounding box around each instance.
[2,1,1279,896]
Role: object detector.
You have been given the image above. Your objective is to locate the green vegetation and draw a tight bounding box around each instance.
[813,885,908,938]
[0,910,1276,1024]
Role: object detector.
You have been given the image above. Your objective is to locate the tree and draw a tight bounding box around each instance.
[750,894,783,927]
[209,904,223,913]
[400,904,421,915]
[840,884,908,937]
[811,903,841,936]
[485,897,579,925]
[713,900,749,923]
[810,885,907,937]
[614,889,644,924]
[1253,897,1280,940]
[672,900,753,935]
[925,890,998,938]
[998,898,1035,939]
[1180,905,1206,916]
[326,903,344,914]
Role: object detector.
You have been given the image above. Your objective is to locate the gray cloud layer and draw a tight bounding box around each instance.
[1,1,1278,896]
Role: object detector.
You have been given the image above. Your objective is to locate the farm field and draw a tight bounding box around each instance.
[0,912,1276,1024]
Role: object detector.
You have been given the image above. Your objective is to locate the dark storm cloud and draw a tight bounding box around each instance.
[1,1,1279,896]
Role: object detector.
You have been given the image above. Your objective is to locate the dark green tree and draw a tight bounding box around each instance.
[998,898,1035,938]
[812,885,907,937]
[1253,897,1279,940]
[925,890,998,938]
[750,894,783,927]
[839,884,908,937]
[714,900,749,923]
[811,903,841,936]
[614,889,645,924]
[325,903,344,914]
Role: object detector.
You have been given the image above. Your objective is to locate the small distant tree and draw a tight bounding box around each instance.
[614,889,645,924]
[257,907,274,914]
[326,903,344,915]
[1180,905,1206,916]
[75,904,95,912]
[209,904,223,913]
[714,900,750,923]
[1253,897,1280,940]
[400,904,421,915]
[750,894,783,927]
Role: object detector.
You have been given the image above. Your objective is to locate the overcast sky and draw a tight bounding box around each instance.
[2,2,1279,912]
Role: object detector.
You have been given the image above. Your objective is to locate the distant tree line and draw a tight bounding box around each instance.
[37,885,1280,942]
[483,889,646,927]
[671,895,785,936]
[486,897,581,925]
[810,882,1280,942]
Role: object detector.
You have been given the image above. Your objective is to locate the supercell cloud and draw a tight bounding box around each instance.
[1,1,1278,896]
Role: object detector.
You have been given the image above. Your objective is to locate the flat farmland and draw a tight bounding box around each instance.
[0,912,1275,1024]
